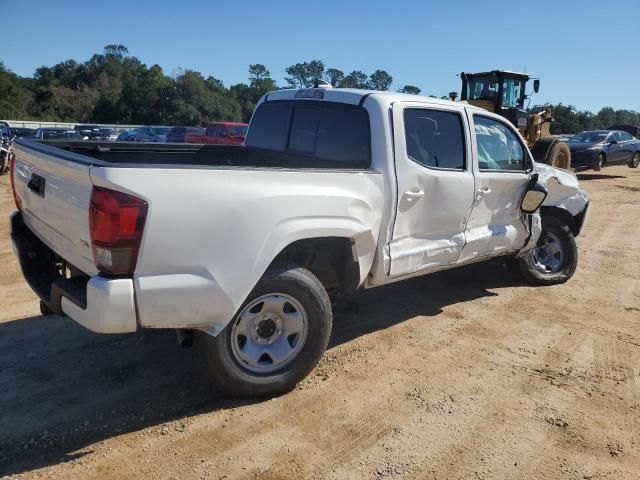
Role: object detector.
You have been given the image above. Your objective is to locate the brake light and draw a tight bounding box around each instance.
[9,152,20,211]
[89,186,148,275]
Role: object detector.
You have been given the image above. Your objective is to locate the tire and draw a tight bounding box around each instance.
[629,152,640,168]
[592,153,604,171]
[511,216,578,285]
[197,265,332,397]
[0,155,6,175]
[547,141,571,169]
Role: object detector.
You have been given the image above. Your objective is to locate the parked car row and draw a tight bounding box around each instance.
[116,122,248,144]
[4,121,249,145]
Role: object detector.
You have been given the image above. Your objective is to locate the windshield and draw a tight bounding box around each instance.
[568,131,609,143]
[467,75,525,108]
[228,125,248,137]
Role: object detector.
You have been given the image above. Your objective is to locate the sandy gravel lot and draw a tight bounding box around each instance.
[0,165,638,479]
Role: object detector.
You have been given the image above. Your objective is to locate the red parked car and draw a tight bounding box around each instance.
[185,122,248,145]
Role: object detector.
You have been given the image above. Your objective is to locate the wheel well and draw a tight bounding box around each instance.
[540,206,578,236]
[270,237,360,295]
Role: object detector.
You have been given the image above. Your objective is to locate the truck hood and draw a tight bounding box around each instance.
[535,162,589,216]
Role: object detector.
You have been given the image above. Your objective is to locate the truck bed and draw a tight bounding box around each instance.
[20,140,370,170]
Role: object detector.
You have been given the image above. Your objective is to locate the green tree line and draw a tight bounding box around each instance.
[1,45,638,132]
[0,45,409,125]
[535,104,640,134]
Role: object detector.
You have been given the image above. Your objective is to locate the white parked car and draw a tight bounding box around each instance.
[10,87,589,397]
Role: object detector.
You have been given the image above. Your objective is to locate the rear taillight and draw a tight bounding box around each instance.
[9,152,21,211]
[89,186,148,276]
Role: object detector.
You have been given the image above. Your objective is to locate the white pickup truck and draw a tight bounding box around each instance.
[10,86,589,397]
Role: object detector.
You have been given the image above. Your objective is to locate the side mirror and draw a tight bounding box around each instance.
[521,173,547,213]
[533,79,540,93]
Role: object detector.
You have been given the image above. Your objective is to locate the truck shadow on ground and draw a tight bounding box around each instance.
[0,259,516,476]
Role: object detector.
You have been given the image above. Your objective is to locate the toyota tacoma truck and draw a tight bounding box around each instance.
[9,86,589,397]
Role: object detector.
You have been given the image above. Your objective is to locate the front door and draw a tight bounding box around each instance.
[389,103,476,277]
[459,114,532,262]
[606,132,623,163]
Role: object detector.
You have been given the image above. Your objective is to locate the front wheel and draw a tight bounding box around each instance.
[592,153,604,171]
[508,216,578,285]
[629,152,640,168]
[197,265,332,397]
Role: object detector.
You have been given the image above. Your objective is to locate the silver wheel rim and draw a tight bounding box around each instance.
[531,231,565,274]
[230,293,308,374]
[633,153,640,167]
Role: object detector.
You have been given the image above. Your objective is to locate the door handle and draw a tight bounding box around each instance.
[476,186,491,200]
[402,189,424,201]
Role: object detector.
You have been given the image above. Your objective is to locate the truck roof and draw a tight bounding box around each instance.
[261,87,485,112]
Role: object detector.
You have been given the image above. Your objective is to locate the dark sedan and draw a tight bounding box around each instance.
[10,127,35,138]
[568,130,640,170]
[165,126,205,143]
[118,126,171,142]
[33,128,84,140]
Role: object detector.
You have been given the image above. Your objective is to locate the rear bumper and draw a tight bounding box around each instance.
[10,211,137,333]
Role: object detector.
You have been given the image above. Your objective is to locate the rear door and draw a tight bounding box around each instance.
[617,131,636,163]
[389,102,475,277]
[13,141,98,274]
[459,113,532,262]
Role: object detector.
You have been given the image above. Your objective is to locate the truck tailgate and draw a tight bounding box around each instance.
[13,141,98,275]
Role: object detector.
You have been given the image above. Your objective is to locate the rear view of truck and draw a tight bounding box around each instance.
[9,91,384,398]
[10,142,146,332]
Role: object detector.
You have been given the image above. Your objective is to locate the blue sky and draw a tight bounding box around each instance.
[4,0,639,112]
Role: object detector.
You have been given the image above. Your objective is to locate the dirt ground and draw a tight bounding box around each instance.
[0,165,638,480]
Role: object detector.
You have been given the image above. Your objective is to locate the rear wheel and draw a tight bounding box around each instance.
[629,152,640,168]
[592,153,604,171]
[547,142,571,169]
[197,265,332,397]
[509,216,578,285]
[0,156,6,175]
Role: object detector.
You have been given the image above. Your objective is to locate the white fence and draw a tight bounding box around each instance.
[2,119,140,132]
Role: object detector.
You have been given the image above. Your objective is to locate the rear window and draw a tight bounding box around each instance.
[246,101,371,168]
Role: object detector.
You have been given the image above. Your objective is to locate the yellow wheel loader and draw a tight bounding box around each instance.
[458,70,571,169]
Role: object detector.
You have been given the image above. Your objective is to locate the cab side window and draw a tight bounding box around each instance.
[474,116,526,171]
[217,125,228,137]
[403,109,466,170]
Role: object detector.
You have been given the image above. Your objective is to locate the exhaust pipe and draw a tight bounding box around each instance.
[176,329,194,349]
